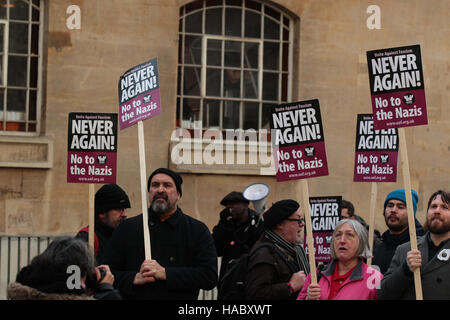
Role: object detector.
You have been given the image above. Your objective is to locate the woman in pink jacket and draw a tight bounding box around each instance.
[297,219,383,300]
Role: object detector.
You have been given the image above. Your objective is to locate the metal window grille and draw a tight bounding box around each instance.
[177,0,293,132]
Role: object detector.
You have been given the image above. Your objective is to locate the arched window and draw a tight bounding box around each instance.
[177,0,293,132]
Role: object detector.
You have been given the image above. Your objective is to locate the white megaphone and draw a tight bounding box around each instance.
[243,183,270,216]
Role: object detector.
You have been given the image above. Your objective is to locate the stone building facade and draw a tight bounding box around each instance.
[0,0,448,237]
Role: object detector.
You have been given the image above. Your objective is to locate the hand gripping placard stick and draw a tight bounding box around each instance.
[300,179,317,284]
[367,182,377,266]
[399,128,423,300]
[138,121,151,260]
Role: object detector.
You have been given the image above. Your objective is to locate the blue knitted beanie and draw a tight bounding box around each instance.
[383,189,419,217]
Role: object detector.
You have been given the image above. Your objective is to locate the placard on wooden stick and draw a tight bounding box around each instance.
[367,44,428,299]
[270,99,329,284]
[67,112,118,256]
[118,58,162,260]
[353,113,399,265]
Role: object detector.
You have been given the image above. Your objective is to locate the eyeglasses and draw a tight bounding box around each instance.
[286,218,305,225]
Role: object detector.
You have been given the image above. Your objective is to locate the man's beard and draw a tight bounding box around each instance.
[426,216,450,235]
[152,200,169,213]
[104,213,124,229]
[385,215,408,232]
[151,193,172,214]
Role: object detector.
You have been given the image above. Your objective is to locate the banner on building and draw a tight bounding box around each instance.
[367,44,427,130]
[353,114,398,182]
[270,99,328,182]
[118,57,161,130]
[67,112,118,184]
[303,196,342,263]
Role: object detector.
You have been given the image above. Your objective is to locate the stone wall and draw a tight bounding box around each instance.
[0,0,448,236]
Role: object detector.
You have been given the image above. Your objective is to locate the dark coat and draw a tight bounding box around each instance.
[378,232,450,300]
[76,217,114,265]
[245,234,301,300]
[103,207,218,300]
[372,219,425,274]
[212,208,263,281]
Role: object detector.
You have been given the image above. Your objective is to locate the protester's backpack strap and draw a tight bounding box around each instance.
[79,226,99,256]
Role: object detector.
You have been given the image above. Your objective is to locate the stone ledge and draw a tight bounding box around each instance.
[0,136,54,169]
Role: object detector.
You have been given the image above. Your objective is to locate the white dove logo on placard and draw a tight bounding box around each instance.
[380,154,389,164]
[143,94,152,103]
[403,93,415,105]
[305,146,315,157]
[97,155,107,165]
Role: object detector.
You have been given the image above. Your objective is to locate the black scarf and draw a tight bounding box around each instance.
[265,229,310,274]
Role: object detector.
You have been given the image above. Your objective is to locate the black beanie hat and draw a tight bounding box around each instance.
[263,199,300,229]
[95,184,131,216]
[147,168,183,196]
[220,191,249,206]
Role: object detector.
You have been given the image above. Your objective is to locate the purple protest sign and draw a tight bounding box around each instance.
[270,99,328,182]
[353,114,398,182]
[303,196,341,263]
[118,58,161,130]
[67,113,117,184]
[367,44,427,130]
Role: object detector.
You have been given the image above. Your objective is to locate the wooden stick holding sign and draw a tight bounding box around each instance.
[398,128,423,300]
[367,182,377,266]
[138,121,151,260]
[300,179,317,284]
[118,58,162,261]
[88,184,95,257]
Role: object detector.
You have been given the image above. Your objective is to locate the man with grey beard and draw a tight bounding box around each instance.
[103,168,218,300]
[378,190,450,299]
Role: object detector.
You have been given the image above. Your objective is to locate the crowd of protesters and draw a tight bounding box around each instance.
[7,168,449,300]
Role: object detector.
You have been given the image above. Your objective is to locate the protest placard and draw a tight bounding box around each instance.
[271,99,329,285]
[67,112,117,184]
[119,57,161,130]
[367,44,427,299]
[270,99,328,182]
[303,196,341,263]
[353,114,398,182]
[367,44,427,130]
[118,58,163,260]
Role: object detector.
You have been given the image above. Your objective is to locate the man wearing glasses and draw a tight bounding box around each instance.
[245,199,310,300]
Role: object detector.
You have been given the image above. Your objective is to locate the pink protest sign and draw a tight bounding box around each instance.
[118,58,161,130]
[67,113,117,184]
[353,114,398,182]
[303,196,341,263]
[270,99,329,182]
[367,44,427,130]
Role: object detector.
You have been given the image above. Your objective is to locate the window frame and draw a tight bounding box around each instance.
[0,0,44,136]
[177,0,294,132]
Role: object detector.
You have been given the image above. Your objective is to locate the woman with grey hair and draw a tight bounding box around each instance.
[297,219,383,300]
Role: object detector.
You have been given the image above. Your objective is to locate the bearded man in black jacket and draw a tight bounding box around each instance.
[103,168,218,300]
